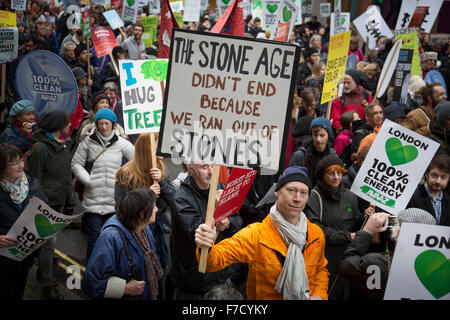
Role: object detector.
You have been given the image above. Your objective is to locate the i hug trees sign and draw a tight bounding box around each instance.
[157,29,300,172]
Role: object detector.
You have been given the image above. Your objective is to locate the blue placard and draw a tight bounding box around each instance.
[102,10,124,30]
[425,69,448,96]
[62,0,80,8]
[15,50,78,116]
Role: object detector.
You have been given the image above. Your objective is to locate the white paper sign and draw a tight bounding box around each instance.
[330,12,350,36]
[353,5,393,50]
[0,27,18,64]
[122,0,138,23]
[262,0,282,33]
[320,3,331,18]
[11,0,26,11]
[0,197,83,262]
[384,223,450,300]
[350,120,440,215]
[216,0,252,20]
[270,0,299,41]
[102,9,124,30]
[119,59,167,135]
[184,0,201,22]
[395,0,444,33]
[170,0,184,13]
[158,30,299,172]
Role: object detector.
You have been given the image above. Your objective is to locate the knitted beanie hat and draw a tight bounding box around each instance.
[434,102,450,126]
[397,208,436,226]
[37,109,68,132]
[315,154,346,181]
[345,69,361,86]
[9,99,35,117]
[383,105,406,121]
[291,115,314,138]
[92,93,110,109]
[275,166,312,192]
[310,116,333,140]
[94,108,117,124]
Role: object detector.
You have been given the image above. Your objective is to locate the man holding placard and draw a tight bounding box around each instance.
[170,163,243,299]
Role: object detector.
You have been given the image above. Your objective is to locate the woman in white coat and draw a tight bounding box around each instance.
[72,108,135,259]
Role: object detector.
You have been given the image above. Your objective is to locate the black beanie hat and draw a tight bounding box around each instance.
[37,109,68,132]
[345,69,361,86]
[275,166,312,192]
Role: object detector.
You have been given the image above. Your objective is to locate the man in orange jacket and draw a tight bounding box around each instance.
[195,166,329,300]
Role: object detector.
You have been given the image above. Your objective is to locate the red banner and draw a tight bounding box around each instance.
[210,0,244,36]
[214,168,257,224]
[112,0,122,11]
[91,26,118,58]
[158,0,179,58]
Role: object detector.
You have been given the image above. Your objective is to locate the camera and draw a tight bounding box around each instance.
[30,122,38,131]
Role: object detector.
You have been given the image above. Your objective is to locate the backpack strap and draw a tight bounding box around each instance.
[110,226,141,281]
[311,189,323,221]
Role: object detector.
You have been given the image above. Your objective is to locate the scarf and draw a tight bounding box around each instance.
[270,203,310,300]
[96,130,115,146]
[0,172,29,205]
[132,230,163,300]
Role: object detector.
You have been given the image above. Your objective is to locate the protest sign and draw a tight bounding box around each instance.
[396,31,421,78]
[91,26,118,58]
[141,15,158,48]
[384,223,450,300]
[350,120,440,215]
[81,6,91,38]
[321,31,351,105]
[375,39,402,99]
[102,9,124,30]
[395,0,443,33]
[270,0,299,42]
[391,49,414,106]
[330,12,349,36]
[158,0,179,58]
[0,28,18,64]
[320,3,331,18]
[252,0,264,21]
[214,168,257,224]
[262,0,282,35]
[112,0,122,11]
[217,0,251,19]
[353,5,393,50]
[301,0,311,18]
[0,197,83,262]
[11,0,27,11]
[170,0,183,12]
[0,10,16,27]
[15,50,78,116]
[184,0,201,22]
[157,29,300,172]
[119,59,167,135]
[122,0,138,23]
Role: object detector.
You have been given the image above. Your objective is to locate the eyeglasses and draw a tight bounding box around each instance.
[429,172,449,181]
[7,158,25,167]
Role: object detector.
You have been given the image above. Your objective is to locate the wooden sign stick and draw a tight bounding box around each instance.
[119,27,127,40]
[198,165,221,273]
[0,64,5,123]
[87,37,91,81]
[109,53,119,75]
[149,132,158,185]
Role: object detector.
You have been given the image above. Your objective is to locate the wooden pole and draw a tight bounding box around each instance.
[198,165,221,273]
[1,64,6,123]
[109,53,119,75]
[87,36,91,81]
[326,100,332,120]
[149,132,158,185]
[119,27,127,41]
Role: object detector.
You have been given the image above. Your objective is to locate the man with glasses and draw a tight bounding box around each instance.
[121,23,146,60]
[408,154,450,226]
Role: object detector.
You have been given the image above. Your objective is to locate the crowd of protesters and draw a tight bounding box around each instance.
[0,1,449,302]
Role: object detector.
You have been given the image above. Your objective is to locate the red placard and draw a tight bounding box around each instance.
[112,0,122,11]
[275,22,290,42]
[214,168,257,224]
[408,6,429,29]
[91,26,118,58]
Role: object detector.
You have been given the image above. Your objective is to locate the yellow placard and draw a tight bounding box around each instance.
[0,10,16,28]
[321,31,351,105]
[396,32,421,78]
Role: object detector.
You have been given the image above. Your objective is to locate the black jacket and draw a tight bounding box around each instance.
[407,183,450,226]
[169,175,242,294]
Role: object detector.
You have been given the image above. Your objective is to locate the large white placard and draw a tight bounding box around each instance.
[119,59,167,135]
[353,6,393,50]
[395,0,444,33]
[384,223,450,300]
[350,120,440,215]
[157,30,299,172]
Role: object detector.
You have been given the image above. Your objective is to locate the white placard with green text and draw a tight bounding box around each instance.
[119,59,168,135]
[384,223,450,300]
[0,197,82,262]
[350,120,440,215]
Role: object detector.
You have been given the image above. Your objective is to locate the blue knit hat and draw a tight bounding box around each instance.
[310,116,333,140]
[94,108,117,124]
[9,100,35,117]
[275,166,312,191]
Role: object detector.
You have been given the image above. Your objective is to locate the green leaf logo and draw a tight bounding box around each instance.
[414,250,450,299]
[140,60,168,82]
[385,137,418,166]
[266,4,278,14]
[283,7,292,22]
[126,0,135,7]
[222,0,231,5]
[35,214,67,238]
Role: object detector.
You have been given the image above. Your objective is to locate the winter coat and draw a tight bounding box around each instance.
[0,123,32,154]
[357,123,382,153]
[197,214,329,300]
[428,118,449,157]
[350,120,373,156]
[303,182,363,298]
[170,175,243,294]
[338,230,390,300]
[289,141,337,187]
[403,105,434,136]
[71,128,134,214]
[334,130,352,157]
[407,184,450,226]
[343,164,370,214]
[82,215,159,300]
[28,130,76,208]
